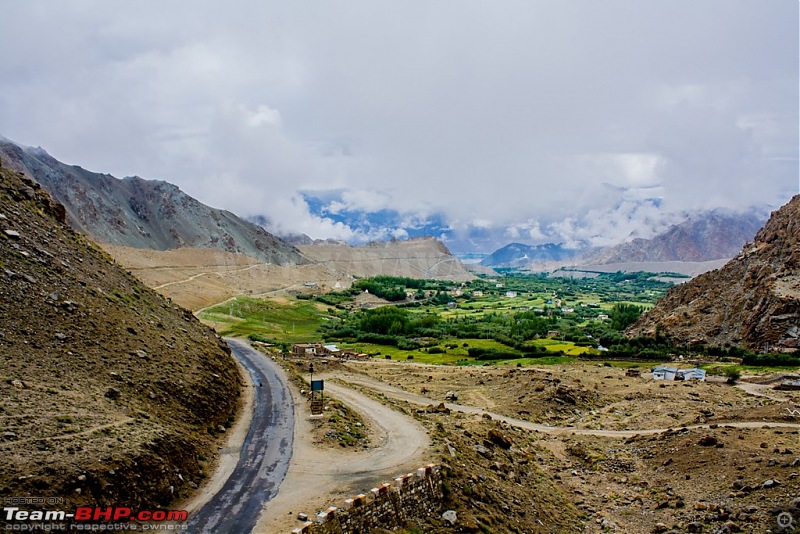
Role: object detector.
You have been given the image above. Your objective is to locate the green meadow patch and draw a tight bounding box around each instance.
[198,297,330,343]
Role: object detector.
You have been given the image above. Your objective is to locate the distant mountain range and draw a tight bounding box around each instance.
[479,209,767,270]
[0,137,473,283]
[0,139,307,265]
[0,137,772,280]
[480,242,580,268]
[583,210,766,264]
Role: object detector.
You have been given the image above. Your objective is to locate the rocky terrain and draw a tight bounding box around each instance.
[102,237,476,312]
[335,359,799,533]
[0,138,308,265]
[628,196,800,352]
[482,210,765,274]
[0,162,242,510]
[584,210,765,265]
[298,237,475,282]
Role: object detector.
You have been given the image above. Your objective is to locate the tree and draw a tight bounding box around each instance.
[610,303,645,331]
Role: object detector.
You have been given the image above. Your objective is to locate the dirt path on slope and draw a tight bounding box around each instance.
[334,370,800,438]
[253,377,430,534]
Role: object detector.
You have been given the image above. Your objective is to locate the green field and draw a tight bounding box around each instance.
[198,297,329,343]
[193,273,800,371]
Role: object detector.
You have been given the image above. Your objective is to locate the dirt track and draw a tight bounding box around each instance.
[253,376,430,533]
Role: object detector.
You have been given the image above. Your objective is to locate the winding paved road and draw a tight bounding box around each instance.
[186,339,294,534]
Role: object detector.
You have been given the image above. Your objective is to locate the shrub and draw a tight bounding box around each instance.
[723,367,741,384]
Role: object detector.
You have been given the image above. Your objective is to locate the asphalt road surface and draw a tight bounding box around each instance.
[186,339,294,533]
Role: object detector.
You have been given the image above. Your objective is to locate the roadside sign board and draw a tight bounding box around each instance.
[311,379,324,391]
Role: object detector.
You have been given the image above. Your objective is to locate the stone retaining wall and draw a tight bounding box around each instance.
[291,464,442,533]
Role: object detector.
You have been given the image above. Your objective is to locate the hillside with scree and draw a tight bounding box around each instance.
[0,161,242,511]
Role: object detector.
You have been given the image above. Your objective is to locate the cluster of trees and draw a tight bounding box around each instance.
[311,273,797,367]
[352,276,450,302]
[319,302,643,357]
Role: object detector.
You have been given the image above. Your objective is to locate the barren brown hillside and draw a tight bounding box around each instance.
[298,237,474,281]
[104,237,475,311]
[0,164,241,511]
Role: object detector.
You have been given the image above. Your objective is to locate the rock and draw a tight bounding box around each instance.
[762,479,780,489]
[297,513,308,521]
[473,444,491,457]
[104,387,121,400]
[11,379,24,389]
[135,350,147,359]
[441,510,457,526]
[686,522,703,533]
[4,229,20,239]
[77,475,86,482]
[488,429,513,449]
[54,333,67,341]
[768,458,778,466]
[694,502,709,511]
[653,523,669,533]
[3,431,17,440]
[698,435,718,446]
[723,521,741,532]
[427,402,450,414]
[444,391,458,401]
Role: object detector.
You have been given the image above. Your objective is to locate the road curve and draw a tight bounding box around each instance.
[186,339,294,534]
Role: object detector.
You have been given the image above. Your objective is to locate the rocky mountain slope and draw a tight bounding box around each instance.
[627,196,800,351]
[584,210,765,264]
[480,242,580,268]
[0,161,242,509]
[482,210,765,272]
[298,237,475,282]
[0,138,307,265]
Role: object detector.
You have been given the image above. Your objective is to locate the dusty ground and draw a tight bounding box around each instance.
[253,358,431,534]
[102,245,352,311]
[305,359,800,533]
[103,240,475,312]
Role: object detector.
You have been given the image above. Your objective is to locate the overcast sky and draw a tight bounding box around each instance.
[1,1,797,251]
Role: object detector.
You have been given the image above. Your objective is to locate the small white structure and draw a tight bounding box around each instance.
[652,366,706,381]
[505,291,518,298]
[652,366,678,380]
[676,368,706,381]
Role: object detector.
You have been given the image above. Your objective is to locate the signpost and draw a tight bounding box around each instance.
[309,363,324,416]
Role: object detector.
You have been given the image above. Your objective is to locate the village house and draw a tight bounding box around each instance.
[291,343,321,357]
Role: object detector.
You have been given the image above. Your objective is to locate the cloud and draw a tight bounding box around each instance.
[0,1,795,252]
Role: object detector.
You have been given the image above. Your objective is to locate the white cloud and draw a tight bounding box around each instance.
[0,1,795,252]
